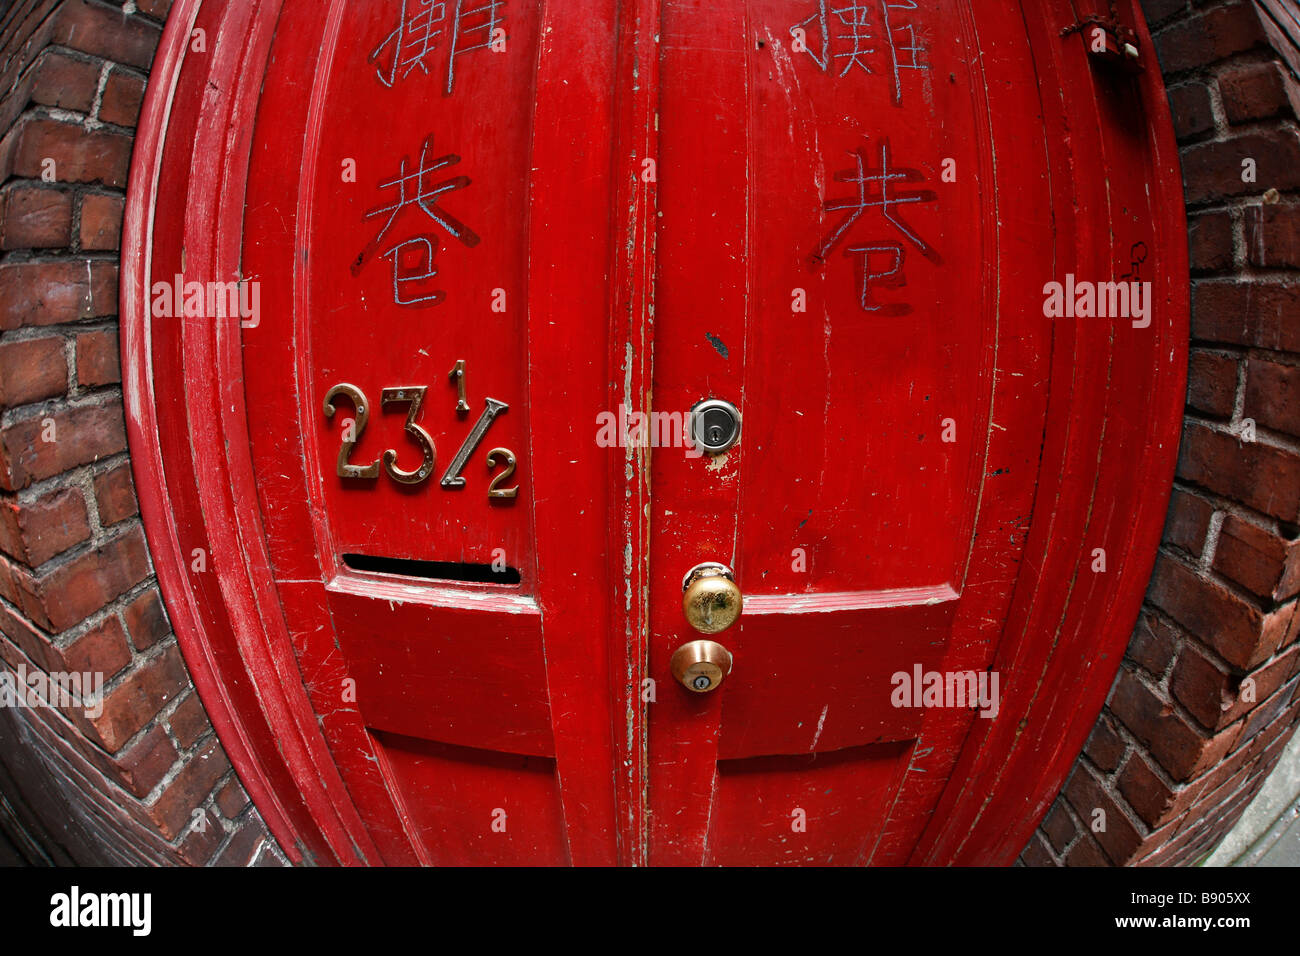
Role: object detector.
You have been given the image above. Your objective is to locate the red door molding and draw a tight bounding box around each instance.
[122,0,1188,864]
[122,0,377,864]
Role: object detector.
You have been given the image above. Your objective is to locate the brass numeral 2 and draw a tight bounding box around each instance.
[322,383,380,479]
[487,448,518,498]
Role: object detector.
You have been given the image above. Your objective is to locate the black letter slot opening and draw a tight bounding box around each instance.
[342,553,521,585]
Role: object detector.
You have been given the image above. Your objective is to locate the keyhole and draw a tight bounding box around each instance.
[692,675,711,691]
[708,425,724,444]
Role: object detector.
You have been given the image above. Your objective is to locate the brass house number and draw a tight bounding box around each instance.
[322,360,519,499]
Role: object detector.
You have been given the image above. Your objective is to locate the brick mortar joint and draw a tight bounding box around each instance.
[1133,596,1296,687]
[0,381,124,429]
[1153,542,1289,618]
[1117,659,1249,753]
[1168,477,1300,543]
[2,448,129,509]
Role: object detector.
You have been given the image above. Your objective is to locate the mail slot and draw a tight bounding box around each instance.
[122,0,1187,865]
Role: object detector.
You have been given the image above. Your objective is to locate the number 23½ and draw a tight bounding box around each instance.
[322,370,518,499]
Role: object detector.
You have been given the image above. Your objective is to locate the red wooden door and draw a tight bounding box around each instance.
[123,0,1187,866]
[643,0,1177,866]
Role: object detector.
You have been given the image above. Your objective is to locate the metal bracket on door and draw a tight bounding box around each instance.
[1062,13,1142,73]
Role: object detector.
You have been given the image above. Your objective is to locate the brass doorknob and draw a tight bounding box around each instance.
[670,639,733,693]
[681,562,742,634]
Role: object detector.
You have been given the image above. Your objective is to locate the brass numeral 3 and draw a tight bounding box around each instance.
[380,386,436,485]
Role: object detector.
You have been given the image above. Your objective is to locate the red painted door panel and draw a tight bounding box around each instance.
[123,0,1187,865]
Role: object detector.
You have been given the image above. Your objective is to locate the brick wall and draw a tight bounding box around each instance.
[0,0,284,866]
[1022,0,1300,867]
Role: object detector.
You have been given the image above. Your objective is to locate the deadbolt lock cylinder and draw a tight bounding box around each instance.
[670,639,733,694]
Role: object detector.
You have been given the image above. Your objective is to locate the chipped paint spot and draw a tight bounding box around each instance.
[810,704,829,750]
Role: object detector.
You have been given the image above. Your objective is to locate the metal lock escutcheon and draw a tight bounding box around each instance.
[670,639,733,694]
[690,399,741,454]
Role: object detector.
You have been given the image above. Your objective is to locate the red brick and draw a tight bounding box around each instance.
[1243,356,1300,439]
[1108,668,1240,781]
[1241,645,1300,715]
[0,259,118,330]
[1241,698,1300,763]
[0,183,72,248]
[1083,715,1128,772]
[1219,61,1300,125]
[0,599,61,674]
[1235,676,1300,747]
[0,400,127,492]
[75,328,119,386]
[177,808,224,865]
[1212,514,1300,602]
[1246,203,1300,269]
[1063,834,1109,867]
[1141,0,1185,26]
[1151,2,1267,74]
[1182,128,1300,204]
[1186,350,1237,419]
[98,69,145,128]
[1064,764,1145,865]
[1041,802,1078,853]
[0,487,89,566]
[92,461,135,526]
[122,587,168,651]
[1167,80,1215,141]
[214,822,266,867]
[53,1,162,71]
[1161,488,1215,557]
[1283,604,1300,651]
[1195,721,1265,794]
[1147,554,1288,669]
[1193,279,1300,354]
[215,777,250,819]
[135,0,174,20]
[61,613,131,679]
[1127,612,1182,677]
[145,737,230,840]
[1171,643,1240,730]
[0,335,67,406]
[1119,753,1205,829]
[79,643,189,753]
[113,724,179,798]
[1179,765,1254,836]
[0,553,24,610]
[78,193,123,250]
[9,524,149,632]
[167,690,209,749]
[5,115,132,188]
[1176,421,1300,525]
[1187,209,1234,272]
[28,49,100,114]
